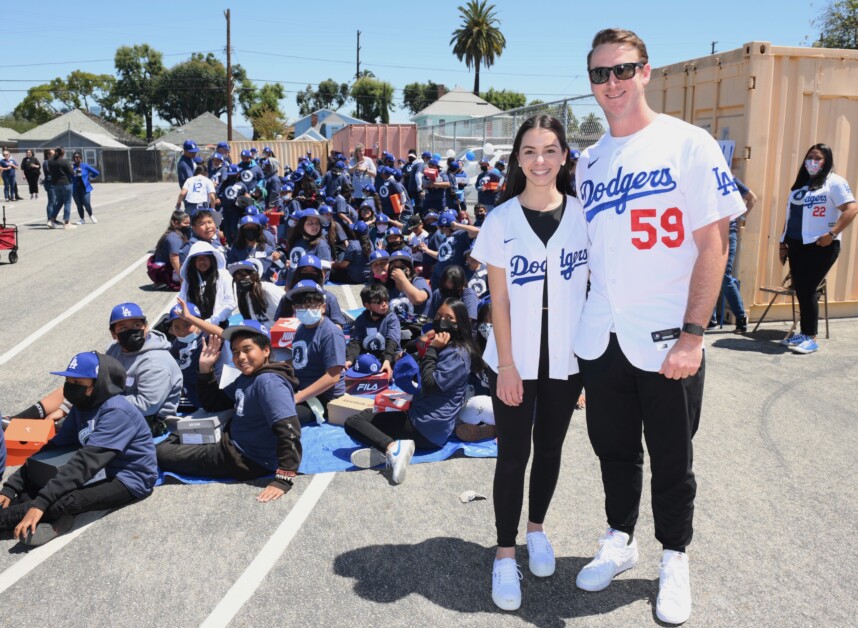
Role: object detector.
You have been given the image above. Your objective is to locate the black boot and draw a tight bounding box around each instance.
[733,315,747,334]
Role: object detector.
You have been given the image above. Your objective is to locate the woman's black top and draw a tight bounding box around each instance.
[48,157,74,185]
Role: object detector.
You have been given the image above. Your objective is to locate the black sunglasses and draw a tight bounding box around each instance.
[588,62,645,85]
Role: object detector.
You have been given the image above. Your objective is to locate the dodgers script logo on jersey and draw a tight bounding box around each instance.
[579,166,677,222]
[510,248,588,286]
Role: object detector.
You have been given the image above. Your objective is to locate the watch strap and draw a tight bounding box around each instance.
[682,322,705,337]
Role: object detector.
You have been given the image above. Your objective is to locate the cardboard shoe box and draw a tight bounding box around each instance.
[270,317,301,350]
[374,389,413,413]
[344,373,390,396]
[4,419,56,466]
[165,409,234,445]
[326,395,375,426]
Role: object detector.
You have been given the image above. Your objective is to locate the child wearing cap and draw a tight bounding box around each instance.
[0,351,158,546]
[229,260,282,325]
[226,216,276,276]
[346,298,483,484]
[178,242,237,325]
[331,221,373,285]
[167,300,212,410]
[476,161,497,213]
[424,265,479,321]
[345,284,401,376]
[148,209,190,291]
[318,204,349,253]
[385,250,431,334]
[369,213,391,250]
[273,255,346,327]
[283,209,334,272]
[179,208,226,266]
[105,303,184,435]
[156,322,302,502]
[421,159,452,213]
[423,210,480,285]
[287,281,347,424]
[379,166,409,220]
[216,167,250,244]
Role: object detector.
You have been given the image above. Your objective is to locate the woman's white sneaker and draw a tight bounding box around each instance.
[526,531,555,577]
[656,550,692,625]
[385,439,415,484]
[575,528,639,591]
[491,558,522,611]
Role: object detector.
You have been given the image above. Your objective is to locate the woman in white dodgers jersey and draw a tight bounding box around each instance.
[470,114,589,611]
[779,143,857,354]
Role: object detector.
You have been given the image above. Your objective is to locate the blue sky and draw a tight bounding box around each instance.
[1,0,819,132]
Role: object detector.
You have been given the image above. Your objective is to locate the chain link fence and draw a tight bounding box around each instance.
[417,95,607,157]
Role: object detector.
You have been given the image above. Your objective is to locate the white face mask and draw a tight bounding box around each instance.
[376,225,388,233]
[295,307,323,325]
[177,331,200,345]
[805,159,823,176]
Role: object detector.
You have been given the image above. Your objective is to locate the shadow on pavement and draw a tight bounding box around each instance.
[334,536,654,627]
[712,330,792,355]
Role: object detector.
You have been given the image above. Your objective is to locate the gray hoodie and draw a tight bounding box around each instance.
[106,330,183,418]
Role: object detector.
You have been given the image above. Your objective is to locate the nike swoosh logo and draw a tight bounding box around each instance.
[504,238,516,243]
[588,157,600,167]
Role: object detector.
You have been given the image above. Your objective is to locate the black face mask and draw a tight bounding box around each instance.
[180,226,192,238]
[117,328,146,352]
[432,318,460,337]
[480,166,488,172]
[236,278,254,291]
[64,382,94,409]
[426,224,438,234]
[245,229,260,242]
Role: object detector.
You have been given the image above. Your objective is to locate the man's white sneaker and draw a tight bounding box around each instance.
[386,439,415,484]
[74,219,85,225]
[63,223,77,230]
[89,215,98,223]
[47,219,55,229]
[656,550,692,625]
[575,528,639,592]
[491,558,522,611]
[526,531,555,577]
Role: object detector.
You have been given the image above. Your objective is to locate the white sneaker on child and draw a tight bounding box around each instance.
[526,530,555,577]
[491,558,522,611]
[386,439,415,484]
[656,550,692,625]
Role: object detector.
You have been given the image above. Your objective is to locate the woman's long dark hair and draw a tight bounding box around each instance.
[791,143,835,192]
[357,232,373,258]
[286,214,335,252]
[185,254,219,320]
[499,114,571,204]
[235,269,267,321]
[435,297,486,374]
[156,209,189,254]
[234,222,268,252]
[439,265,466,297]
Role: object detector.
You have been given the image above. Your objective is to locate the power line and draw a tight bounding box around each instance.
[0,50,221,69]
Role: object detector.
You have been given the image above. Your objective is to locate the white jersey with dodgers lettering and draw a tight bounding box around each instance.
[573,114,746,372]
[470,195,589,380]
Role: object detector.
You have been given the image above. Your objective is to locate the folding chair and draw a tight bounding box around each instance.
[752,271,829,340]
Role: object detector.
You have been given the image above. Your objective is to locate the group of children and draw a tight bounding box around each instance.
[0,145,499,546]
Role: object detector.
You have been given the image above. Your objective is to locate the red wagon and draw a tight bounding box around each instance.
[0,205,19,264]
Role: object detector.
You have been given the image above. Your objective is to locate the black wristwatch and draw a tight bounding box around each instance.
[682,323,706,337]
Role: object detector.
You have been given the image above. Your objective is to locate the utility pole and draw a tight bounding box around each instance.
[225,9,233,141]
[356,30,361,81]
[711,41,717,55]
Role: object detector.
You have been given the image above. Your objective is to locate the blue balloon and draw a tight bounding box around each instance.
[464,151,475,161]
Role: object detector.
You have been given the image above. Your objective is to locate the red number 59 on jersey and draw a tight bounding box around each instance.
[630,207,685,250]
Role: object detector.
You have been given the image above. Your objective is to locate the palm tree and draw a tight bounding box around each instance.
[450,0,506,95]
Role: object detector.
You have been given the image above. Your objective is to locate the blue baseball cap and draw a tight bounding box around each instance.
[211,153,224,162]
[334,160,346,169]
[392,168,402,178]
[386,227,402,237]
[496,159,506,167]
[263,146,273,154]
[382,151,394,161]
[281,181,294,191]
[362,183,375,194]
[169,301,202,320]
[240,149,252,158]
[369,250,390,263]
[244,206,260,215]
[239,215,261,227]
[421,151,432,159]
[318,204,332,215]
[389,250,413,264]
[352,220,369,235]
[287,279,325,300]
[569,149,581,160]
[193,156,203,164]
[109,302,145,325]
[51,351,100,379]
[346,353,383,379]
[375,213,390,224]
[297,254,322,270]
[423,211,439,223]
[324,196,336,205]
[301,208,320,218]
[488,168,501,180]
[427,158,440,167]
[250,147,258,154]
[183,140,199,153]
[217,141,230,150]
[393,354,421,395]
[227,259,262,276]
[438,210,457,227]
[226,164,240,175]
[222,319,269,342]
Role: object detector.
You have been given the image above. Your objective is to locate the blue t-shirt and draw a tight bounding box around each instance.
[475,171,496,206]
[379,179,407,218]
[423,172,451,211]
[423,287,479,321]
[431,230,472,283]
[408,346,471,447]
[169,335,204,408]
[342,240,372,284]
[155,231,186,265]
[50,395,158,498]
[467,265,489,300]
[237,162,264,188]
[351,310,401,358]
[288,238,332,266]
[177,156,195,189]
[218,180,249,213]
[223,371,296,470]
[291,317,346,402]
[388,276,431,321]
[227,243,275,275]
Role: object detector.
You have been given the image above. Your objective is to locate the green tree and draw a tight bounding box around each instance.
[241,83,287,140]
[0,114,37,133]
[350,77,395,123]
[402,81,440,116]
[811,0,858,48]
[13,84,57,124]
[579,112,605,137]
[480,88,525,111]
[58,71,116,112]
[295,79,350,116]
[528,99,545,106]
[113,44,165,142]
[450,0,507,95]
[155,53,237,127]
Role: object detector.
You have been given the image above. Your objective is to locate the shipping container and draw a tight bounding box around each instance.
[330,124,418,162]
[226,140,330,174]
[647,42,858,321]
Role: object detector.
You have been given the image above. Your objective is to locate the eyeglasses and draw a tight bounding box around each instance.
[588,62,645,85]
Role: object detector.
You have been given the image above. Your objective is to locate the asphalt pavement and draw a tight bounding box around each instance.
[1,183,856,627]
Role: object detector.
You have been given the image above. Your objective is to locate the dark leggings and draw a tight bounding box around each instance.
[156,434,270,479]
[344,408,437,452]
[491,312,583,547]
[295,397,332,425]
[786,237,840,336]
[0,477,136,530]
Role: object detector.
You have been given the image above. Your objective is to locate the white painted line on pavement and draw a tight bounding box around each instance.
[0,253,150,367]
[94,195,137,207]
[0,513,104,595]
[200,472,336,628]
[342,284,358,310]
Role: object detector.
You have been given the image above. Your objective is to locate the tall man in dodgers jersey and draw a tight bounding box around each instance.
[572,28,746,626]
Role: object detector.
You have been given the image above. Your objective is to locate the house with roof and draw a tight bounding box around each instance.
[292,109,366,140]
[410,86,503,131]
[0,127,20,150]
[156,112,248,148]
[16,109,147,152]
